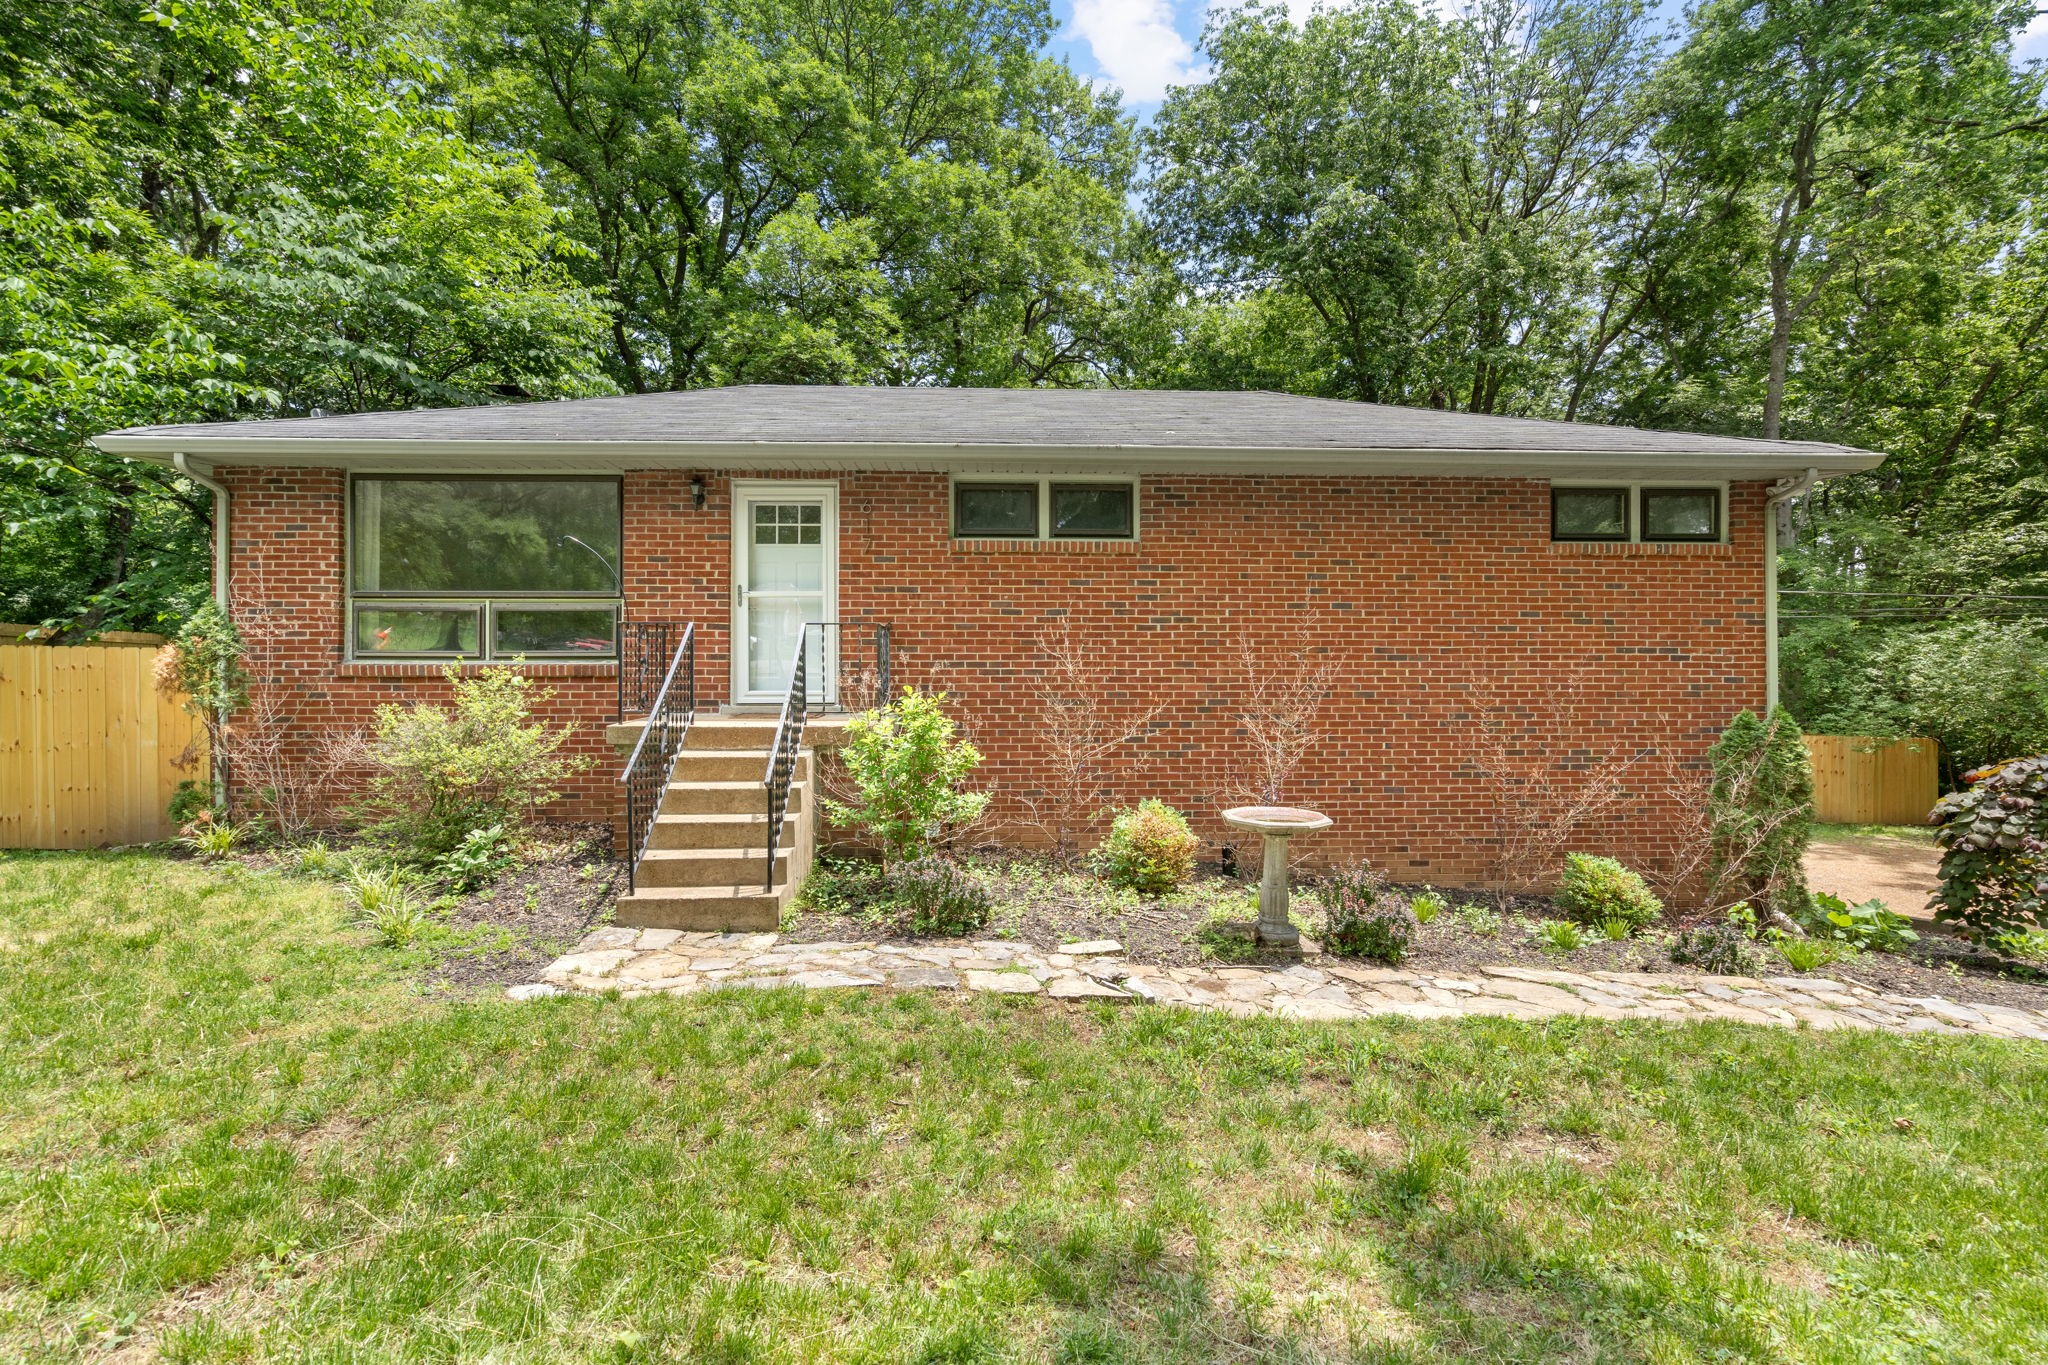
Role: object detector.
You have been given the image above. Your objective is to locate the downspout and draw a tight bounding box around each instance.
[173,452,231,807]
[173,452,230,607]
[1763,467,1820,712]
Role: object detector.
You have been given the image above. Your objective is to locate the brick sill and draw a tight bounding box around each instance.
[1547,541,1734,557]
[339,660,618,678]
[951,538,1141,554]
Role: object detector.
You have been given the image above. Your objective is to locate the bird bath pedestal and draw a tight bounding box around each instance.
[1221,806,1333,947]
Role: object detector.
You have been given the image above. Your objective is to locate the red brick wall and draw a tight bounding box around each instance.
[222,466,1767,888]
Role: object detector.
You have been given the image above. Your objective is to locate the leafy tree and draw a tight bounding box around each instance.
[1146,0,1658,411]
[1708,708,1814,917]
[440,0,1141,391]
[0,0,613,634]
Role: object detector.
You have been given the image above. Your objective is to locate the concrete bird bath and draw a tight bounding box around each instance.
[1221,805,1333,946]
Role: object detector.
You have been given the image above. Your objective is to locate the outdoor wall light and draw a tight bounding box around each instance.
[690,474,706,510]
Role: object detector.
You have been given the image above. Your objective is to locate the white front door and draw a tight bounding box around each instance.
[731,481,837,705]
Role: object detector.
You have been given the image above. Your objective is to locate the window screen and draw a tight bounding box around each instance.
[954,483,1039,537]
[1551,488,1629,541]
[1640,488,1721,542]
[1051,484,1134,538]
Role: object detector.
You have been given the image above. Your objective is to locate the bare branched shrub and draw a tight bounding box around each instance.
[1465,672,1639,900]
[1232,620,1338,805]
[160,588,368,838]
[1020,620,1163,862]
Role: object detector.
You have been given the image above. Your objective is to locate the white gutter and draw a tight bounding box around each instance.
[1763,467,1820,711]
[173,452,230,608]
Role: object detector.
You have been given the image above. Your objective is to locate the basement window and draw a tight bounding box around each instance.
[348,476,623,660]
[952,478,1138,541]
[1551,483,1724,544]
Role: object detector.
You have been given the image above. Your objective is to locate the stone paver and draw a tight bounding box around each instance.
[524,929,2048,1041]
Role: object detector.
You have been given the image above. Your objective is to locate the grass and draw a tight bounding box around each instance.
[1811,822,1939,845]
[4,852,2048,1362]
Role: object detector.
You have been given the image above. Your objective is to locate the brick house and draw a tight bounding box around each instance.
[97,386,1881,928]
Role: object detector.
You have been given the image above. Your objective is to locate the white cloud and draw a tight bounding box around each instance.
[2018,8,2048,65]
[1067,0,1207,103]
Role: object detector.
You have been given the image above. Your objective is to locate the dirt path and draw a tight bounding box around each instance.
[1804,835,1941,923]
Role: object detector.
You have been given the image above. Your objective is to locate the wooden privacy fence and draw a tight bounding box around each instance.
[0,635,206,849]
[1805,735,1940,827]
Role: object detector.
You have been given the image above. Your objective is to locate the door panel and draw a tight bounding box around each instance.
[732,483,837,703]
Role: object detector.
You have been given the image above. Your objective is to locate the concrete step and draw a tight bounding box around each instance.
[612,884,785,932]
[634,847,789,888]
[684,718,783,751]
[646,811,795,851]
[661,779,806,816]
[670,748,808,783]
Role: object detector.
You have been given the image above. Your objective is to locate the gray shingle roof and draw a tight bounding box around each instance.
[94,385,1881,477]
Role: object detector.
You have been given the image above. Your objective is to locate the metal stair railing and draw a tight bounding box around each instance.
[617,622,695,893]
[761,622,893,892]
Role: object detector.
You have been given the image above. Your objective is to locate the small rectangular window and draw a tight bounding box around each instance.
[492,605,619,657]
[354,604,482,657]
[1552,488,1630,541]
[1640,487,1721,542]
[954,483,1039,537]
[1051,483,1134,538]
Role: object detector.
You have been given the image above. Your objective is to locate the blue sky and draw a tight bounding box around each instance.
[1041,0,2048,121]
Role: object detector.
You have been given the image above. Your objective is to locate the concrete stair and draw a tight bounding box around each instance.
[614,717,816,932]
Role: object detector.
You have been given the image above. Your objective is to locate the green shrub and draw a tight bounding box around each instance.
[1555,854,1663,934]
[1670,919,1764,976]
[824,689,989,868]
[889,858,993,936]
[1990,928,2048,962]
[1531,919,1585,953]
[361,664,588,861]
[1774,936,1843,972]
[1092,800,1199,895]
[1325,901,1416,963]
[433,824,515,893]
[1598,915,1635,942]
[292,839,349,879]
[1930,754,2048,941]
[1708,708,1813,914]
[1799,892,1918,953]
[1409,889,1447,924]
[167,780,213,827]
[179,816,237,861]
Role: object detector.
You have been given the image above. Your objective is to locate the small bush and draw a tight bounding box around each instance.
[179,814,237,861]
[1708,708,1814,914]
[1531,919,1585,954]
[1318,863,1412,962]
[890,858,992,937]
[1930,754,2048,941]
[348,865,416,915]
[1990,928,2048,962]
[1670,919,1764,976]
[1092,800,1199,895]
[1410,889,1447,924]
[168,780,213,827]
[1455,903,1502,937]
[433,824,516,894]
[292,840,349,879]
[1555,854,1663,934]
[361,664,589,862]
[824,689,990,868]
[362,891,433,948]
[1774,936,1843,972]
[1799,892,1918,953]
[1598,915,1635,942]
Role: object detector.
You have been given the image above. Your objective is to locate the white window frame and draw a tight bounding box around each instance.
[950,475,1140,541]
[1550,480,1729,545]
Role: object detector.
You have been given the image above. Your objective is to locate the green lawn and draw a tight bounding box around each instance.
[4,853,2047,1363]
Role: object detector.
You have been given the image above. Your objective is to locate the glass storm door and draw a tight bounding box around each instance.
[732,481,837,704]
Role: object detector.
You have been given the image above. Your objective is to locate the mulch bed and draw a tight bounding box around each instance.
[783,850,2048,1013]
[425,827,621,990]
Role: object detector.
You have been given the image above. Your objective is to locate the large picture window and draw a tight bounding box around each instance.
[349,477,623,659]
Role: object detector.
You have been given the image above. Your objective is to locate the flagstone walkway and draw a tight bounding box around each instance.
[515,927,2048,1041]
